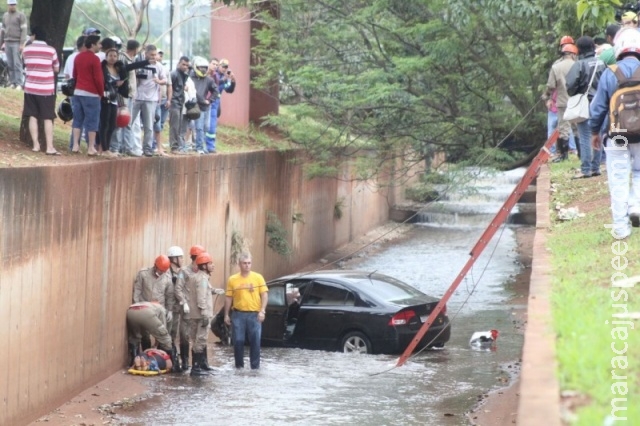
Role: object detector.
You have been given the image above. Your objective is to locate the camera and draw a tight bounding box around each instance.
[227,70,231,75]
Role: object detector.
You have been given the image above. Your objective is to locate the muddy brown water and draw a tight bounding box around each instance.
[117,170,529,426]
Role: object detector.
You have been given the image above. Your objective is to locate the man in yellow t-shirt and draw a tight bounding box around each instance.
[224,253,268,369]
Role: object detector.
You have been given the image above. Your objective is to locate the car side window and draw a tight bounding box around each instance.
[306,282,355,306]
[267,284,286,307]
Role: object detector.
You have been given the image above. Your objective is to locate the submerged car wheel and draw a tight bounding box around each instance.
[341,331,371,354]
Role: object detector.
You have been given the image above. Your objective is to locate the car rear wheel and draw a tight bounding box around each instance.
[341,331,371,354]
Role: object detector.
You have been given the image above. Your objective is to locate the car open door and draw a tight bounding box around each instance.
[262,282,288,345]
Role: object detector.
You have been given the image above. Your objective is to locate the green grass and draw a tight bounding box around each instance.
[0,87,288,157]
[548,159,640,423]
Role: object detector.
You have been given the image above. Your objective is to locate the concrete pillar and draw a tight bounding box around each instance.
[210,2,279,128]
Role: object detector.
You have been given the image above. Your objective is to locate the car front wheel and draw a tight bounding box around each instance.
[341,331,371,354]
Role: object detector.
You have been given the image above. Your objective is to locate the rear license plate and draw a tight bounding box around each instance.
[421,316,442,324]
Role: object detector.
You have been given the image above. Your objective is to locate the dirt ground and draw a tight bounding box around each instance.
[30,222,530,426]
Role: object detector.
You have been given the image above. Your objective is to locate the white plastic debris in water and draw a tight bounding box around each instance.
[469,330,499,350]
[556,207,585,221]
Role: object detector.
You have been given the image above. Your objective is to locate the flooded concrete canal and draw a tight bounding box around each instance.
[117,170,530,425]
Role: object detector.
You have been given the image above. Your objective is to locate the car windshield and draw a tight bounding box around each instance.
[354,274,425,303]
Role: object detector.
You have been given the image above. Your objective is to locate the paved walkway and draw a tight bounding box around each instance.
[517,164,561,425]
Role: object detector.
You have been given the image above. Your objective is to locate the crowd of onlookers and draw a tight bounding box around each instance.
[4,0,236,158]
[543,10,640,239]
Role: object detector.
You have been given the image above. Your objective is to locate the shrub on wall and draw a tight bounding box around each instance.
[266,211,292,256]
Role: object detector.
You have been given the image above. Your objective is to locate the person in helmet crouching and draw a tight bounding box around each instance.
[132,255,174,351]
[189,56,218,154]
[126,301,175,369]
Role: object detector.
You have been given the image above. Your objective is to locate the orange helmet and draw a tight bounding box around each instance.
[195,252,213,266]
[561,43,578,55]
[190,245,206,256]
[560,35,574,46]
[154,255,170,273]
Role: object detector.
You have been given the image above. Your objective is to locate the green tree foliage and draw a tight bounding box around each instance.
[252,0,610,178]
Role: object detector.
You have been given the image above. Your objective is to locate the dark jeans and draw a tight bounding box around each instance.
[99,102,117,152]
[231,311,262,369]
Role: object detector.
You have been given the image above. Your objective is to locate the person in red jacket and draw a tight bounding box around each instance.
[71,35,104,156]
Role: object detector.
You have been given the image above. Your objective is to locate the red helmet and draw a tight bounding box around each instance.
[561,43,578,55]
[189,245,206,256]
[559,35,574,46]
[195,252,213,266]
[154,255,170,273]
[116,107,131,128]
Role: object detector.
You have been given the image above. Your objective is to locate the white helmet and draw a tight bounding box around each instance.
[110,36,122,47]
[614,27,640,60]
[193,56,209,77]
[167,246,184,257]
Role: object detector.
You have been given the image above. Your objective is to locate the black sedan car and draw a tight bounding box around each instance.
[260,270,451,354]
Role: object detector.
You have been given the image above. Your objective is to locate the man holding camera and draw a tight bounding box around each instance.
[128,44,167,157]
[205,58,236,154]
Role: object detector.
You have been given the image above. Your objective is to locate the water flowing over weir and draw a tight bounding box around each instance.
[118,168,532,426]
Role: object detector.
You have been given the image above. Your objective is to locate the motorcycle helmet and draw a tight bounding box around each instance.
[193,56,209,77]
[116,106,131,128]
[57,97,73,122]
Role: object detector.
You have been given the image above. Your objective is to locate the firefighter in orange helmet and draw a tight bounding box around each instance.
[132,255,174,350]
[182,252,216,376]
[174,244,206,371]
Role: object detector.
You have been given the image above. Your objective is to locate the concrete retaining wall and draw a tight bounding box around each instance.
[0,150,396,426]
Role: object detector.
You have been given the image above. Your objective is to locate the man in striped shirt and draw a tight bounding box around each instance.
[22,26,60,155]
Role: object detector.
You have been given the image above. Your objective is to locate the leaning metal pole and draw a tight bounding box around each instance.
[395,129,559,367]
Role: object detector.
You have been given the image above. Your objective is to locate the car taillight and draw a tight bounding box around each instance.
[389,310,416,326]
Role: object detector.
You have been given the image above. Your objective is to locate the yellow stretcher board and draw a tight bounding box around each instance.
[127,368,168,376]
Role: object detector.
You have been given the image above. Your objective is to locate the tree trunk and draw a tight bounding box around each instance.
[30,0,75,57]
[20,0,75,146]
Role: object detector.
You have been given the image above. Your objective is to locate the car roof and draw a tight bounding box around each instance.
[270,270,398,284]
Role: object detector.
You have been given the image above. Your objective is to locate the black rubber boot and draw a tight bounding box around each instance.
[180,344,190,370]
[141,335,152,351]
[171,344,182,373]
[127,343,137,367]
[190,352,210,377]
[201,347,215,371]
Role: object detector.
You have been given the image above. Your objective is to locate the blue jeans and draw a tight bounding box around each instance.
[205,98,220,152]
[605,139,640,237]
[231,311,262,369]
[194,104,210,151]
[71,95,101,132]
[577,120,602,175]
[5,41,23,86]
[130,100,156,155]
[547,110,576,153]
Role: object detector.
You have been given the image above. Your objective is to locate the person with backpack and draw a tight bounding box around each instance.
[589,28,640,239]
[566,36,607,179]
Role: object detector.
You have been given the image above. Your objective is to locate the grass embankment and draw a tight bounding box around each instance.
[548,158,640,423]
[0,87,287,167]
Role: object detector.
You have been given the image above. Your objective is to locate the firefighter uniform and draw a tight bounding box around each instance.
[126,302,172,350]
[132,267,174,348]
[182,269,214,352]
